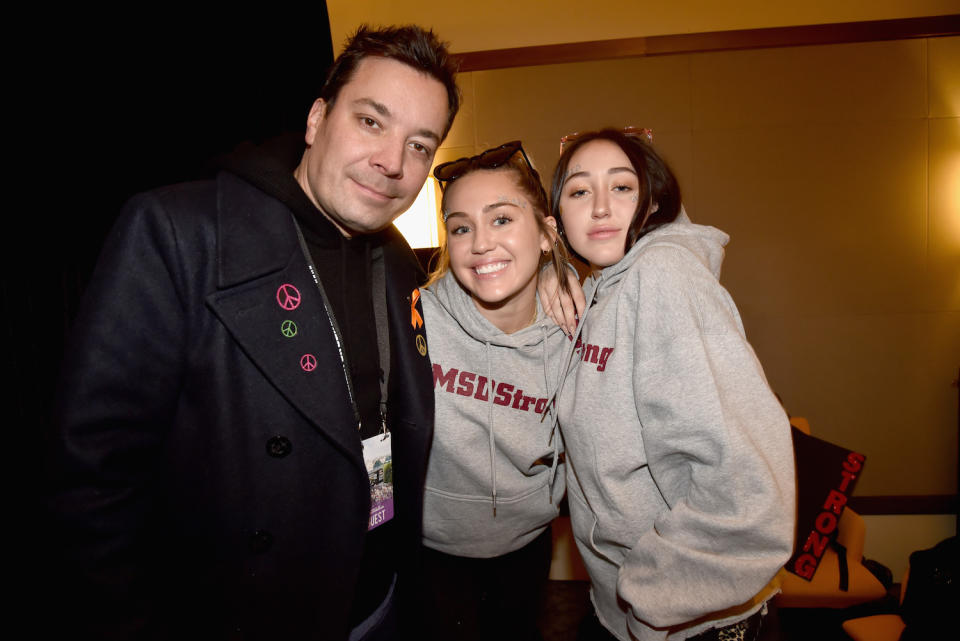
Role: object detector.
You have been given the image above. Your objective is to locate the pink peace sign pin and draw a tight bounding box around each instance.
[277,284,301,310]
[300,354,317,372]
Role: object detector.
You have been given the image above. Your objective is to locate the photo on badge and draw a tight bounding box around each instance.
[362,432,394,530]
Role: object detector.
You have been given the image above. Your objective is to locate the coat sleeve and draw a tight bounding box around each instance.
[47,191,191,637]
[617,246,796,633]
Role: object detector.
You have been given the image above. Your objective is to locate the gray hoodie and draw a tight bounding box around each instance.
[420,270,569,557]
[557,214,796,640]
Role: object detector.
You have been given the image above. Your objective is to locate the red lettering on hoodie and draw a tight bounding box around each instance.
[433,364,457,392]
[597,347,614,372]
[456,371,476,397]
[575,339,615,372]
[583,344,600,365]
[494,382,513,406]
[474,376,490,401]
[431,362,549,416]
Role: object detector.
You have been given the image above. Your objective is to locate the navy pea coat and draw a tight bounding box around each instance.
[49,171,435,640]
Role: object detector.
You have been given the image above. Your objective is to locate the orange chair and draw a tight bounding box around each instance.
[774,418,888,609]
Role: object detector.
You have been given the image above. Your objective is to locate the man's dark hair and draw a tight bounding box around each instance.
[551,129,682,261]
[320,25,461,139]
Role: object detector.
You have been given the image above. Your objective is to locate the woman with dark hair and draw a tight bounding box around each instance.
[418,141,572,641]
[550,129,795,641]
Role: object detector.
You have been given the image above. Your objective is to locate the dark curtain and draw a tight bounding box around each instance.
[12,6,333,621]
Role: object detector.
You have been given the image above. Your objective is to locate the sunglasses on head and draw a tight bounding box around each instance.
[559,126,653,153]
[433,140,535,191]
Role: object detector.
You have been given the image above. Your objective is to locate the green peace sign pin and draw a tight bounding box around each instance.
[281,320,298,338]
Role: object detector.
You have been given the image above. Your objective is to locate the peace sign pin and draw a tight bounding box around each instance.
[277,284,301,310]
[300,354,317,372]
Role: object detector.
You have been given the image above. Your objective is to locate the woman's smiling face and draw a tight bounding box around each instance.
[558,139,641,270]
[444,168,553,321]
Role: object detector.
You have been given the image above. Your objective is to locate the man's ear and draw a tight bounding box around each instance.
[304,98,327,146]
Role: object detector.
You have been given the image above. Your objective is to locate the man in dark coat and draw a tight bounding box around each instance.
[48,25,459,640]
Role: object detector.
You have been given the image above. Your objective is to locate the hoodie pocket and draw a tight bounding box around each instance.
[567,484,619,566]
[422,484,557,556]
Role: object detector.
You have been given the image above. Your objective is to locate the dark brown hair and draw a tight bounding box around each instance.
[320,25,461,138]
[550,129,682,261]
[426,152,573,305]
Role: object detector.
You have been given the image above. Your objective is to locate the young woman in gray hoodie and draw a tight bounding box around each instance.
[418,141,574,641]
[548,130,796,641]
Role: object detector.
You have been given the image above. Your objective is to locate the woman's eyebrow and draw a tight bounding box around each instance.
[563,166,636,185]
[482,200,522,213]
[562,169,588,185]
[443,210,467,223]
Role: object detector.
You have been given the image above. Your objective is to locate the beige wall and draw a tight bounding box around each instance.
[328,1,959,53]
[442,35,960,496]
[862,514,957,581]
[325,2,960,496]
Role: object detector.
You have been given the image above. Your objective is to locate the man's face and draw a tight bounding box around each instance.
[295,56,450,236]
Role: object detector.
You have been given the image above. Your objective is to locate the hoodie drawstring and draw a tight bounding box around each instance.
[543,274,600,427]
[541,323,562,502]
[541,274,602,500]
[484,340,498,517]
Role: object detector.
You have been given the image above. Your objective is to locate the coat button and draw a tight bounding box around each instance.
[266,436,292,458]
[249,530,273,554]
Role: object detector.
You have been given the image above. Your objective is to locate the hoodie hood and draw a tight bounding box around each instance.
[217,133,347,247]
[550,207,730,411]
[592,207,729,296]
[427,269,562,349]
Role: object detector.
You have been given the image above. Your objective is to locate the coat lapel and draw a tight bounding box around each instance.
[205,173,363,466]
